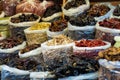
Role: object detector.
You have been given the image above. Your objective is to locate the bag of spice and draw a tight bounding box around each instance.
[42,4,62,22]
[99,59,120,80]
[19,44,43,64]
[41,35,74,67]
[97,47,120,80]
[95,18,120,45]
[16,0,54,17]
[53,56,99,80]
[62,0,90,17]
[73,39,111,58]
[68,13,96,40]
[111,4,120,19]
[2,0,20,16]
[88,3,114,21]
[24,22,51,45]
[1,56,40,80]
[9,13,40,40]
[47,19,68,39]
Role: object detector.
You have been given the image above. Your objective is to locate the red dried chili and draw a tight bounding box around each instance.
[99,18,120,29]
[75,39,106,47]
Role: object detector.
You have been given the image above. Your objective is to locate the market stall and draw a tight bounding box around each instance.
[0,0,120,80]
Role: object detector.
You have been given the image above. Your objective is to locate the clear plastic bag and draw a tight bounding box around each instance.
[41,41,74,67]
[47,28,68,39]
[95,23,120,45]
[99,59,120,80]
[16,0,54,16]
[62,0,90,16]
[73,40,111,58]
[93,3,114,21]
[68,22,95,40]
[2,0,20,16]
[30,72,57,80]
[24,28,48,45]
[110,4,120,19]
[9,13,40,40]
[1,65,30,80]
[19,47,43,63]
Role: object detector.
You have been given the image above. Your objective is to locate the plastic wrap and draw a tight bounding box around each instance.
[73,40,111,58]
[9,13,40,40]
[99,59,120,80]
[41,41,74,67]
[95,23,120,45]
[1,65,30,80]
[93,3,114,21]
[68,22,95,40]
[16,0,54,16]
[62,0,90,16]
[2,0,20,16]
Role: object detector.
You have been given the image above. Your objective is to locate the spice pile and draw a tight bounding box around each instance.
[47,35,73,46]
[20,44,41,54]
[69,13,96,26]
[49,19,67,32]
[98,47,120,61]
[43,55,99,78]
[64,0,86,10]
[0,37,23,49]
[11,14,39,23]
[88,4,110,17]
[43,4,62,18]
[8,58,39,71]
[99,18,120,29]
[29,22,51,30]
[75,39,106,47]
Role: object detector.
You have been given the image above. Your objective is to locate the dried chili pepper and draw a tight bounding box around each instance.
[75,39,106,47]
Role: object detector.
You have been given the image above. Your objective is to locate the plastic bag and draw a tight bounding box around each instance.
[110,4,120,19]
[47,28,68,39]
[24,28,48,45]
[62,0,90,17]
[99,59,120,80]
[73,40,111,58]
[95,23,120,45]
[68,22,95,40]
[93,3,114,21]
[16,0,54,16]
[9,13,40,40]
[41,41,74,67]
[30,72,57,80]
[19,46,42,63]
[2,0,20,16]
[1,65,30,80]
[0,11,5,18]
[59,72,98,80]
[42,4,62,22]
